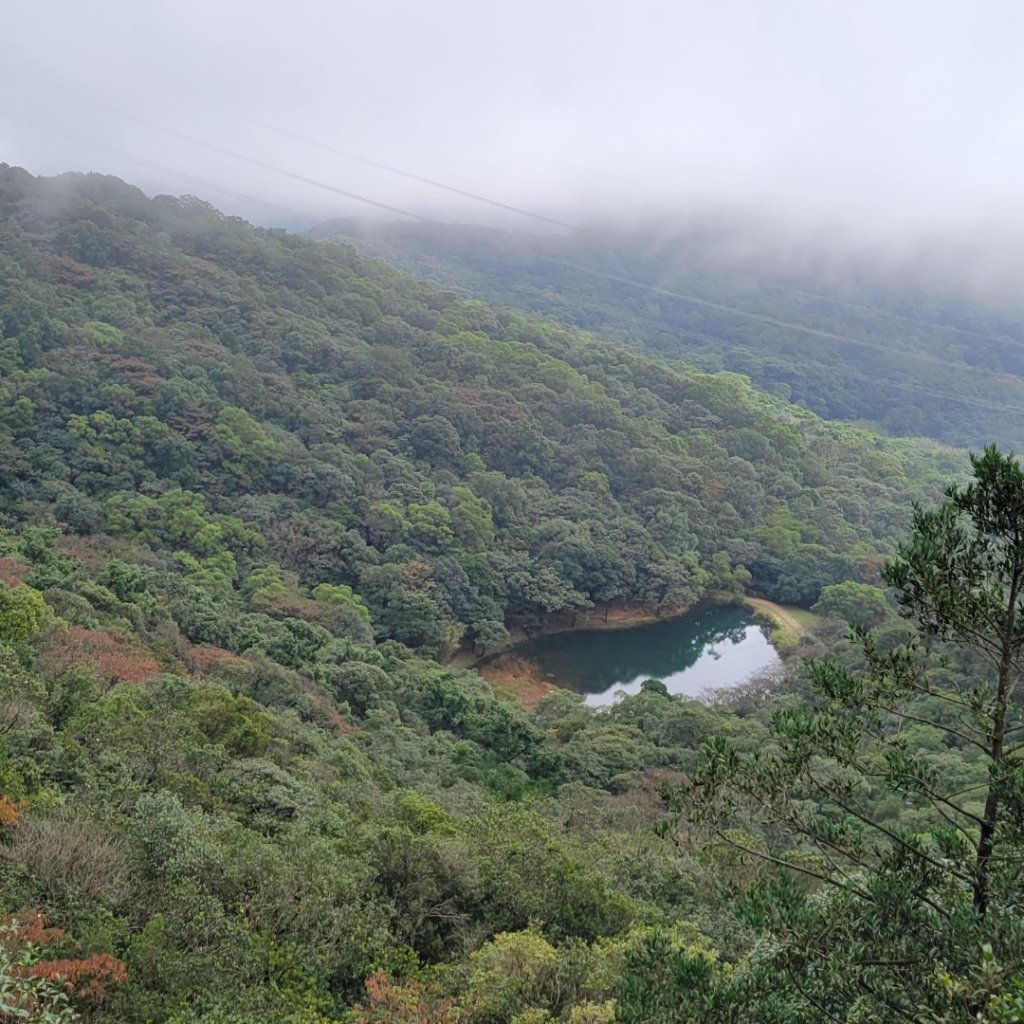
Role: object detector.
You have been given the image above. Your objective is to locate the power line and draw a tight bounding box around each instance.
[20,84,1024,362]
[0,111,308,221]
[561,294,1024,416]
[246,118,581,233]
[723,270,1021,350]
[85,102,427,221]
[10,100,1024,419]
[399,258,1024,418]
[530,255,1024,379]
[243,117,1022,353]
[40,91,1024,360]
[354,228,1024,387]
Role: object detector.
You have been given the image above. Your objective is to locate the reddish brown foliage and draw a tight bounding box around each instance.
[260,371,294,395]
[310,693,356,735]
[344,410,396,453]
[52,534,164,573]
[852,554,886,586]
[251,590,325,623]
[251,585,373,631]
[40,626,161,685]
[357,971,460,1024]
[401,560,436,592]
[40,254,96,287]
[161,256,235,287]
[24,953,127,1002]
[285,668,356,735]
[0,797,27,828]
[455,386,528,421]
[184,337,232,359]
[1,914,127,1005]
[212,657,356,735]
[0,558,26,587]
[96,354,162,392]
[43,346,105,372]
[183,644,242,679]
[1,913,64,947]
[50,536,96,568]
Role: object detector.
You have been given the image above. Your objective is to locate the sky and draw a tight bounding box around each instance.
[4,0,1024,236]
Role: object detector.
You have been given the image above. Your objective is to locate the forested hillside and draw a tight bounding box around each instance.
[316,218,1024,448]
[3,166,1022,1023]
[1,167,962,659]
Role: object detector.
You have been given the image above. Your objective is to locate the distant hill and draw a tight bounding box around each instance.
[0,164,962,645]
[0,165,1001,1024]
[312,217,1024,449]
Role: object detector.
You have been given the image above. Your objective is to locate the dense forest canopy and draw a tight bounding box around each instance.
[0,166,1021,1023]
[316,217,1024,450]
[0,166,964,655]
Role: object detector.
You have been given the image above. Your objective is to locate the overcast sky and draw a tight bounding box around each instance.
[4,1,1024,235]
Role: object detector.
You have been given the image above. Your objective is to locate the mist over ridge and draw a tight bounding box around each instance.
[2,0,1024,1007]
[4,0,1024,260]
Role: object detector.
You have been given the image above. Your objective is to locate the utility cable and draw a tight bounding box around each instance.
[73,102,426,221]
[10,102,1024,416]
[246,118,580,232]
[0,110,307,221]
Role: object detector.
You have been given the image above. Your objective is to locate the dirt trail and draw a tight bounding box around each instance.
[477,654,556,709]
[743,597,808,637]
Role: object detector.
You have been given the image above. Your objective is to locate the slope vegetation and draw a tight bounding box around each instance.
[1,167,962,660]
[0,166,995,1022]
[318,217,1024,449]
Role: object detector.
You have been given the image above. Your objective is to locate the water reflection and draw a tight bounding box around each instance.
[510,604,780,706]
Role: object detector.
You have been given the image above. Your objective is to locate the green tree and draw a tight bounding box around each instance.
[312,582,374,643]
[811,580,889,628]
[0,582,52,662]
[675,446,1024,1022]
[209,406,282,483]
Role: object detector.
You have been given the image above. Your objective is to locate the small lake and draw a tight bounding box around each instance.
[512,604,781,706]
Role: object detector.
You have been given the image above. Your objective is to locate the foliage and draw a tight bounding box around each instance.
[673,446,1024,1021]
[0,165,963,652]
[0,585,52,663]
[811,580,889,628]
[0,165,1019,1023]
[321,218,1024,451]
[0,913,126,1022]
[356,971,459,1023]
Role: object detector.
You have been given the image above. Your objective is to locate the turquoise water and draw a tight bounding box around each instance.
[512,604,780,706]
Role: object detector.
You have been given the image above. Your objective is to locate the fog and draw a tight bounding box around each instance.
[4,0,1024,242]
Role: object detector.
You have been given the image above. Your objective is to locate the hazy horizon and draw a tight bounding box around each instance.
[5,1,1024,249]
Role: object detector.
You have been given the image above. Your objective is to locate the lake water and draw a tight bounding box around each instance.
[512,604,781,706]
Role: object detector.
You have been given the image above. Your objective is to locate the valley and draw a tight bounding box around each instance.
[0,165,1020,1023]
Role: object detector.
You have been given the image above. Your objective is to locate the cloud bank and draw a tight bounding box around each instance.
[4,0,1024,237]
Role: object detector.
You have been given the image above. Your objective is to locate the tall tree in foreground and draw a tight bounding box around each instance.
[673,446,1024,1023]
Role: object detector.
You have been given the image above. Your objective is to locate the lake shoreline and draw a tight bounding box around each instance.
[460,599,705,709]
[471,595,801,709]
[446,598,698,672]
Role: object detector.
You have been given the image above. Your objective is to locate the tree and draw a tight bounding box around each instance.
[674,446,1024,1022]
[811,580,889,628]
[0,919,78,1023]
[463,929,559,1022]
[0,913,127,1022]
[0,582,51,662]
[356,971,459,1024]
[883,445,1024,919]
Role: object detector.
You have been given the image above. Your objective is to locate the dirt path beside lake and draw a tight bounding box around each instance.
[742,597,809,637]
[477,653,556,709]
